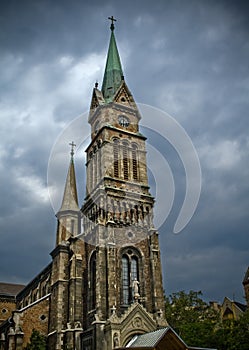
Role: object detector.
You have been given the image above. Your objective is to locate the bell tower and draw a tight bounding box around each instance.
[81,18,166,349]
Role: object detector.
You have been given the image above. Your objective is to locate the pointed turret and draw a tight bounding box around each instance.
[56,142,81,245]
[59,142,79,212]
[101,17,124,102]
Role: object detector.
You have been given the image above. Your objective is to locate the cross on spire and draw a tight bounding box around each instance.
[108,16,117,31]
[69,141,76,159]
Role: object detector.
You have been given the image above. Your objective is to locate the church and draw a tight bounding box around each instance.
[0,19,216,350]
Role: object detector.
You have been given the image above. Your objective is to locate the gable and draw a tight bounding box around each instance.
[221,296,246,320]
[108,303,158,346]
[113,81,137,109]
[157,328,188,350]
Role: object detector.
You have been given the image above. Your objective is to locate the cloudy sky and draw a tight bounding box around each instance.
[0,0,248,304]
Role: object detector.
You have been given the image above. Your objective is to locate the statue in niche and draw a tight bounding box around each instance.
[132,279,140,300]
[113,333,119,348]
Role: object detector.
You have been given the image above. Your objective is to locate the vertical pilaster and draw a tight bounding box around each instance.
[95,244,107,320]
[48,244,70,350]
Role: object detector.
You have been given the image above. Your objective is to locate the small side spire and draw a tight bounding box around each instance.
[55,143,81,245]
[58,142,79,212]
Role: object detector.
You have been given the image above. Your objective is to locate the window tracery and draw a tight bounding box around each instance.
[121,248,141,305]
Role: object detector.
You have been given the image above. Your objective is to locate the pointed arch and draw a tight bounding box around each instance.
[121,247,141,305]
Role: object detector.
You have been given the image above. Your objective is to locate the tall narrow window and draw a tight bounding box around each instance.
[123,142,129,180]
[113,139,119,178]
[131,257,138,281]
[132,144,138,180]
[89,252,96,310]
[121,249,140,305]
[122,256,129,305]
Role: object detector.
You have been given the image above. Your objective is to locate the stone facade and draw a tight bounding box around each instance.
[0,23,167,350]
[78,32,167,347]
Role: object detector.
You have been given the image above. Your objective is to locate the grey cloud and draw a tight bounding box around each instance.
[0,0,248,304]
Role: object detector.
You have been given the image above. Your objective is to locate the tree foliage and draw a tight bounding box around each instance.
[165,290,219,348]
[24,329,47,350]
[213,310,249,350]
[165,290,249,350]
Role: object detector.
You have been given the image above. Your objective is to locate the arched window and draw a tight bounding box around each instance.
[113,139,120,178]
[89,251,96,310]
[121,249,140,305]
[132,144,138,180]
[122,141,129,180]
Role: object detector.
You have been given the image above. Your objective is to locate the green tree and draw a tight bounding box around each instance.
[214,310,249,350]
[235,309,249,350]
[165,290,249,350]
[24,329,47,350]
[165,290,219,348]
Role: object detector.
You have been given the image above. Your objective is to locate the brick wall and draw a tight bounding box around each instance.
[0,299,17,325]
[18,296,50,347]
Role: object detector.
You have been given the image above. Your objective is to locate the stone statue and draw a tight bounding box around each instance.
[132,279,140,299]
[113,333,119,348]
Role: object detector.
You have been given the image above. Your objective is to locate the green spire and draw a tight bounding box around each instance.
[102,18,124,102]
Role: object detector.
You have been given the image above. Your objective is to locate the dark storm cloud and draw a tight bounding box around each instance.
[0,1,95,57]
[0,203,54,283]
[0,0,248,304]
